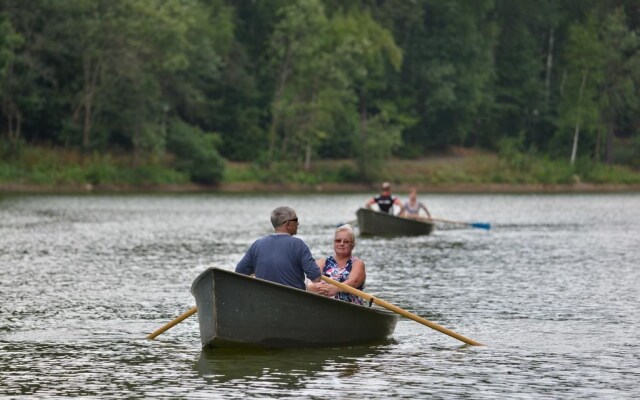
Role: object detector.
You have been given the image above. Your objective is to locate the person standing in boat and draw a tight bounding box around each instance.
[235,206,321,290]
[365,181,405,215]
[307,224,366,305]
[401,187,432,219]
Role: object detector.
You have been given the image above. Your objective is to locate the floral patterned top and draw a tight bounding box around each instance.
[322,255,365,305]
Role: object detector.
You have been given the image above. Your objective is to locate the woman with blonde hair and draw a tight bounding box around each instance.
[307,224,366,305]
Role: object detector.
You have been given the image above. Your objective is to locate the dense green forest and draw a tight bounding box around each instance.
[1,0,639,186]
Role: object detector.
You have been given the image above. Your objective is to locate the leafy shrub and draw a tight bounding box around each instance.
[167,120,225,184]
[335,165,362,183]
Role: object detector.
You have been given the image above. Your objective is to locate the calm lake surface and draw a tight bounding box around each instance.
[1,192,639,398]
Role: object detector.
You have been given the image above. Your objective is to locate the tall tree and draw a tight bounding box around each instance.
[597,8,640,164]
[402,0,496,152]
[0,13,21,147]
[556,13,603,162]
[0,1,53,148]
[267,0,323,166]
[266,0,354,170]
[265,0,403,177]
[557,7,640,165]
[329,9,403,179]
[489,0,554,150]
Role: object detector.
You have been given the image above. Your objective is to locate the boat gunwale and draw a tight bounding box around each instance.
[356,207,434,236]
[191,267,398,318]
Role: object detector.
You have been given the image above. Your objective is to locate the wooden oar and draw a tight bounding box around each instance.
[146,306,197,340]
[428,217,491,230]
[320,276,482,346]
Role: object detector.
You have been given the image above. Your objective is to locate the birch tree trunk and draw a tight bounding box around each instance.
[570,71,587,165]
[544,27,555,107]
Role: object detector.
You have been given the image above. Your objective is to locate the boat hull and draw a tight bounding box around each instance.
[357,208,434,236]
[191,268,398,349]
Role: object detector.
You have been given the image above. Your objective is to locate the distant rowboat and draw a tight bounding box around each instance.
[356,207,434,236]
[191,268,398,349]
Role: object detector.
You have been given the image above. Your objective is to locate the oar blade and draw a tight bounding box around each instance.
[471,222,491,230]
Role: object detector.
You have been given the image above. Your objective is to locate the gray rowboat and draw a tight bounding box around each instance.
[356,208,434,236]
[191,267,399,349]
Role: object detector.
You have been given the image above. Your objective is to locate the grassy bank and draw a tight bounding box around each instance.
[0,147,189,186]
[2,146,640,192]
[225,150,640,186]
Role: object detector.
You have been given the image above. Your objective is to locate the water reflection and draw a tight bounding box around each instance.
[195,345,386,385]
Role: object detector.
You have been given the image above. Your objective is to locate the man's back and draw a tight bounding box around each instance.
[235,234,320,289]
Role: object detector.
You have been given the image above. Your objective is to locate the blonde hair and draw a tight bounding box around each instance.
[335,224,356,244]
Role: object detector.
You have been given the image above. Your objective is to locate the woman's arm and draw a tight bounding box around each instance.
[344,259,366,289]
[420,202,432,218]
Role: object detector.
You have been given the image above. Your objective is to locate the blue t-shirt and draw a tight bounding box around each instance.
[235,234,321,290]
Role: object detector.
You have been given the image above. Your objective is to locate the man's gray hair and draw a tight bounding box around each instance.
[270,206,297,228]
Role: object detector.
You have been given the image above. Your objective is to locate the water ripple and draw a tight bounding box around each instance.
[1,193,639,398]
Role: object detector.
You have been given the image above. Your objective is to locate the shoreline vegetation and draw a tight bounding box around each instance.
[1,147,639,194]
[2,182,640,194]
[2,2,640,198]
[3,3,640,199]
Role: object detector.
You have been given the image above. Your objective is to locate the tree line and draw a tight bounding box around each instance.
[1,0,639,184]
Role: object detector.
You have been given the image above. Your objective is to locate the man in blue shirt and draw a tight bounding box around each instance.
[235,206,321,290]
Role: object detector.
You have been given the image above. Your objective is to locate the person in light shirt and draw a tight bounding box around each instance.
[401,186,432,219]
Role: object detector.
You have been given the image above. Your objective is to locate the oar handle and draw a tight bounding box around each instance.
[146,306,197,340]
[429,217,467,225]
[429,217,491,230]
[320,276,482,346]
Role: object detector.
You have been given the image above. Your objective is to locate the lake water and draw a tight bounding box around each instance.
[1,192,639,398]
